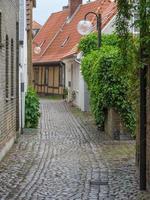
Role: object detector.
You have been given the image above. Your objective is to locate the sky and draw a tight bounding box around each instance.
[33,0,88,25]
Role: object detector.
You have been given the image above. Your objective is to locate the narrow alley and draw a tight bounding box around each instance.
[0,100,148,200]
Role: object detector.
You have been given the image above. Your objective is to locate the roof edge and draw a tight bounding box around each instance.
[33,61,60,66]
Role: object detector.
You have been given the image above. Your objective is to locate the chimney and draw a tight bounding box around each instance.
[68,0,82,17]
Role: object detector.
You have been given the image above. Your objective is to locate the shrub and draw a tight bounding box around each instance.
[79,34,138,136]
[25,87,40,128]
[78,33,119,56]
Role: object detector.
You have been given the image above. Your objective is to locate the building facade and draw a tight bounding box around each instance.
[0,0,19,161]
[18,0,36,131]
[19,0,28,131]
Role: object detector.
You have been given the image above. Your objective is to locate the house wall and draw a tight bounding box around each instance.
[79,68,90,112]
[19,0,28,129]
[71,62,80,106]
[0,0,19,161]
[64,58,89,111]
[64,59,73,101]
[33,65,64,95]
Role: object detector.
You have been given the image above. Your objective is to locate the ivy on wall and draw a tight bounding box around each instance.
[79,0,149,136]
[116,0,150,63]
[79,33,138,136]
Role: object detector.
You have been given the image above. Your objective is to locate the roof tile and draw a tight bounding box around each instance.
[33,0,117,64]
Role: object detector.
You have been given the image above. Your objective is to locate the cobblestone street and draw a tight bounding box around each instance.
[0,99,149,200]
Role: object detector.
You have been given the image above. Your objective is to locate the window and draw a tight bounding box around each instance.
[5,35,9,100]
[11,39,14,97]
[61,36,70,47]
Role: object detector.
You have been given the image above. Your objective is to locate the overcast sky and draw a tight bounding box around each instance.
[33,0,88,25]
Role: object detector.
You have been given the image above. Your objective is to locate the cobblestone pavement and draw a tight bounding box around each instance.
[0,99,150,200]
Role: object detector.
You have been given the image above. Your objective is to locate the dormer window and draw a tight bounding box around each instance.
[61,36,70,47]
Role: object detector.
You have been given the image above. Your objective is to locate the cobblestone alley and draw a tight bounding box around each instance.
[0,99,149,200]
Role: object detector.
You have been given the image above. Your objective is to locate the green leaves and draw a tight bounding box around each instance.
[25,87,40,128]
[80,34,138,136]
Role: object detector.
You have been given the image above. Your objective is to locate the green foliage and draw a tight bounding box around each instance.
[78,33,98,55]
[63,88,68,99]
[115,0,133,67]
[80,34,138,136]
[115,0,149,135]
[78,33,119,55]
[25,87,40,128]
[116,0,150,63]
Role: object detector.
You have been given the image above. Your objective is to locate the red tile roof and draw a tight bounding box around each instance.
[33,0,117,64]
[33,21,42,30]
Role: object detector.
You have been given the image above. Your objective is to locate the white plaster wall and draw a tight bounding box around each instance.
[79,67,90,112]
[64,59,72,102]
[72,62,80,107]
[19,0,28,129]
[64,58,90,111]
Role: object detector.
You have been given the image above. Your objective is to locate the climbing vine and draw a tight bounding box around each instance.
[79,34,137,136]
[116,0,133,67]
[78,0,149,136]
[116,0,150,63]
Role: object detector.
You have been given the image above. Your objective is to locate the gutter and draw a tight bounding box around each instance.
[33,61,60,66]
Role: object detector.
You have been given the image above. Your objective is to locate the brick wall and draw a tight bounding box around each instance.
[0,0,19,161]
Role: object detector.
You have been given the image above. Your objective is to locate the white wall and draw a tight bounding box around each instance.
[79,69,90,112]
[63,58,89,112]
[71,62,80,107]
[19,0,28,129]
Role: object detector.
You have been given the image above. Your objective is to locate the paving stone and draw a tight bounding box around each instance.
[0,99,149,199]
